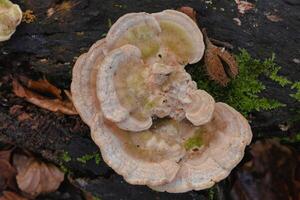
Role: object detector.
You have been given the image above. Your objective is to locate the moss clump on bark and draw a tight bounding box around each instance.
[187,49,292,116]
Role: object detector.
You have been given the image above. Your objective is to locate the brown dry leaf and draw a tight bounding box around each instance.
[203,29,239,86]
[19,76,62,99]
[0,150,16,191]
[12,79,77,115]
[13,153,64,197]
[177,6,197,22]
[266,13,283,22]
[0,191,28,200]
[0,160,16,191]
[235,0,255,14]
[0,150,12,162]
[230,139,300,200]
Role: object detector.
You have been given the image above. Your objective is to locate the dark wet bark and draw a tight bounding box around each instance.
[0,0,299,199]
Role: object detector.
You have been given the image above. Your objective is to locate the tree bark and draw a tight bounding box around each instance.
[0,0,299,199]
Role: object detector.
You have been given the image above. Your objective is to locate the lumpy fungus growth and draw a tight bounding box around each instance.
[71,10,252,192]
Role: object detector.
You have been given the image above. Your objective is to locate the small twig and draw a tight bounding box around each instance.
[209,38,234,50]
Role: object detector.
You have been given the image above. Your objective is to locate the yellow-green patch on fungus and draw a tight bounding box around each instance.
[184,129,203,150]
[160,20,193,64]
[114,60,150,120]
[0,0,12,7]
[122,25,160,59]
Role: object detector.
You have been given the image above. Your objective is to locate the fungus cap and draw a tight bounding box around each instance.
[185,89,215,126]
[90,102,252,189]
[91,115,184,186]
[105,10,204,65]
[71,9,252,193]
[150,103,252,193]
[152,9,204,64]
[0,0,22,41]
[105,12,161,60]
[71,39,106,126]
[95,43,211,132]
[97,44,153,131]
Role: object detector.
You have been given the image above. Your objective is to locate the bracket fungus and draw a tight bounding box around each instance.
[0,0,22,42]
[71,10,252,192]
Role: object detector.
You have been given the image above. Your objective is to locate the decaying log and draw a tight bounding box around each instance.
[0,0,299,199]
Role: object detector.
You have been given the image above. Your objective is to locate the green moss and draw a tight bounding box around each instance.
[290,82,300,102]
[61,151,71,162]
[188,49,288,115]
[278,133,300,143]
[77,152,101,165]
[268,66,292,87]
[94,153,101,165]
[58,151,72,174]
[59,164,70,174]
[184,129,203,150]
[208,186,216,200]
[92,196,102,200]
[108,18,112,28]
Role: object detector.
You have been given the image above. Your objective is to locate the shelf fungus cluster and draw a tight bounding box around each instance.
[0,0,22,42]
[71,10,252,193]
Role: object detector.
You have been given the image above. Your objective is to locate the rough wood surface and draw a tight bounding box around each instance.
[0,0,299,199]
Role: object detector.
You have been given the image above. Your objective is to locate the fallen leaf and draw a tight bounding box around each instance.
[0,150,12,162]
[19,76,62,99]
[0,161,16,191]
[0,191,28,200]
[230,139,300,200]
[13,153,65,197]
[235,0,255,14]
[12,79,77,115]
[0,150,16,191]
[177,6,197,22]
[202,29,239,86]
[266,13,283,22]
